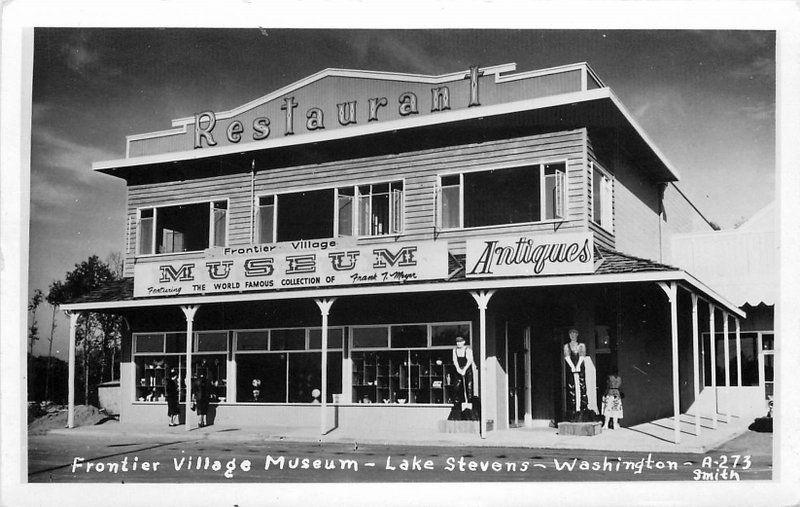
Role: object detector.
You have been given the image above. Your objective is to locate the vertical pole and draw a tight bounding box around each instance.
[657,282,680,444]
[67,312,80,428]
[181,305,199,430]
[669,284,680,444]
[470,290,496,438]
[523,327,533,428]
[709,304,717,429]
[691,293,700,437]
[504,322,509,430]
[723,311,731,423]
[735,318,742,388]
[315,298,336,435]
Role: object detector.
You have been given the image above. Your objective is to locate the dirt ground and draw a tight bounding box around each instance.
[27,404,108,435]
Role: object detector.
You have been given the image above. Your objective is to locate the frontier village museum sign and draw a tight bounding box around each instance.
[133,233,595,297]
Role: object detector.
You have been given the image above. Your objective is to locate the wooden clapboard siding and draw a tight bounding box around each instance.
[124,129,590,276]
[586,135,615,251]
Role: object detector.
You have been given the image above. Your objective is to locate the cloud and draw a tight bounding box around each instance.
[32,125,119,179]
[57,31,123,84]
[728,56,775,80]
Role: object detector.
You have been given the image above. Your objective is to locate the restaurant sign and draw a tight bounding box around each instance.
[133,240,448,297]
[465,232,594,278]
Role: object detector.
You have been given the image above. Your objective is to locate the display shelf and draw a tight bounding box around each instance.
[351,350,456,404]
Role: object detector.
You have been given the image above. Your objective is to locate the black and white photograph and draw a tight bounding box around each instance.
[2,1,799,505]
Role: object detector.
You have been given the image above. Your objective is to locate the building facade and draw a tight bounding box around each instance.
[62,62,748,443]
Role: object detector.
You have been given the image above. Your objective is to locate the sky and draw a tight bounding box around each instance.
[28,28,775,359]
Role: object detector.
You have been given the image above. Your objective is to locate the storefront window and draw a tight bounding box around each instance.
[431,323,471,347]
[196,331,227,352]
[270,328,306,350]
[352,326,389,348]
[351,322,471,404]
[133,333,187,403]
[234,327,343,403]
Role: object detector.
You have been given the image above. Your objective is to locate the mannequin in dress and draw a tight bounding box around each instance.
[563,328,588,420]
[452,336,477,403]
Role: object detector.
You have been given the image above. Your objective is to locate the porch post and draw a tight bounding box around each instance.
[723,310,731,423]
[691,293,700,437]
[735,318,742,387]
[657,282,680,444]
[470,290,496,439]
[66,311,80,428]
[523,326,533,428]
[181,305,199,430]
[315,298,336,435]
[709,303,718,429]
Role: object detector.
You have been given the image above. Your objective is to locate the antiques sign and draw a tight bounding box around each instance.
[133,240,448,297]
[465,232,594,278]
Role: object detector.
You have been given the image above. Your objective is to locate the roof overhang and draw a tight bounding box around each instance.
[95,87,680,184]
[61,268,744,318]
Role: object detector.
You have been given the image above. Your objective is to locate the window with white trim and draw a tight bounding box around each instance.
[437,162,566,229]
[350,321,471,404]
[591,162,614,233]
[137,200,227,255]
[337,180,403,237]
[256,195,276,243]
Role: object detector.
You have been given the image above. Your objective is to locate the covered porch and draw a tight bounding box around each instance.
[61,249,746,445]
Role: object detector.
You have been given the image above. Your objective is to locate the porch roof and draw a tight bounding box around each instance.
[61,247,744,318]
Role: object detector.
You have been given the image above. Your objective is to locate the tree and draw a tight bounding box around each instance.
[28,289,44,356]
[46,255,123,405]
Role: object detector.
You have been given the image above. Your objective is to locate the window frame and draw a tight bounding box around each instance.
[437,160,569,231]
[255,193,278,244]
[590,161,614,234]
[349,321,473,351]
[135,197,230,257]
[336,179,405,238]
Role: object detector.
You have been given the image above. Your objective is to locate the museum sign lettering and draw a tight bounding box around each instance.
[465,232,595,278]
[133,240,448,297]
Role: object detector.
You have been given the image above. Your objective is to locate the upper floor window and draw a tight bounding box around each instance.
[256,180,404,244]
[344,181,403,237]
[438,162,566,230]
[137,200,227,255]
[591,162,614,233]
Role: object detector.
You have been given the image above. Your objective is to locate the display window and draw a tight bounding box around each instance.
[350,321,472,405]
[133,331,226,402]
[234,327,344,403]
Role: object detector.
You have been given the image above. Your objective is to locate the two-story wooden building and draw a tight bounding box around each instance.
[62,62,746,443]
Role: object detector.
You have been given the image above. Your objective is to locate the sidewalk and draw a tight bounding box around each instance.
[47,412,752,454]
